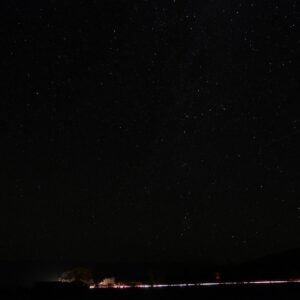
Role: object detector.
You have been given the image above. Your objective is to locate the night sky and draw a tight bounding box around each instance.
[1,0,299,264]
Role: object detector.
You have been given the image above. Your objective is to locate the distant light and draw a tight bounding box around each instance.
[89,279,300,290]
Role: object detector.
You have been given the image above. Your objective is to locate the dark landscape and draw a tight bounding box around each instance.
[1,248,299,299]
[1,284,299,300]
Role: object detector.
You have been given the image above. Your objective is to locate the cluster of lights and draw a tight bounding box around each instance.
[89,279,300,289]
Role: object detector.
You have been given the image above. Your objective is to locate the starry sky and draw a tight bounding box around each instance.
[1,0,299,264]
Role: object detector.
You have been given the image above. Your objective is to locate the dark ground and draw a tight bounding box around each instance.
[1,284,300,300]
